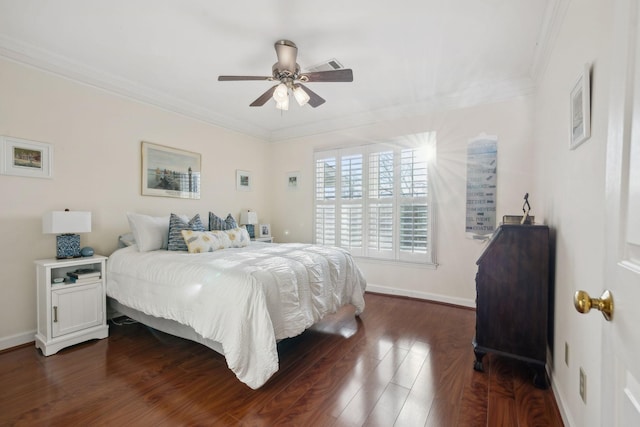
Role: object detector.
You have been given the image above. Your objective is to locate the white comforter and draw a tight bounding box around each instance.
[106,243,366,389]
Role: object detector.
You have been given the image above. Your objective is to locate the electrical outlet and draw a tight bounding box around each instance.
[565,342,569,366]
[579,367,587,403]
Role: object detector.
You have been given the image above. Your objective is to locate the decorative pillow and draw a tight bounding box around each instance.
[209,212,238,231]
[118,232,136,248]
[181,230,231,253]
[224,227,251,247]
[127,212,189,252]
[167,213,205,251]
[181,228,250,253]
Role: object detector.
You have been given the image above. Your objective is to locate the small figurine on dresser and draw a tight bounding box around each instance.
[521,193,533,224]
[502,193,535,225]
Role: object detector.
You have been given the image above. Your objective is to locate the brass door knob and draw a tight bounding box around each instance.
[574,289,614,321]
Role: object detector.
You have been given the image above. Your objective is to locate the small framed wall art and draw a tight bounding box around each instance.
[0,136,53,179]
[236,170,252,191]
[286,171,300,190]
[570,63,591,150]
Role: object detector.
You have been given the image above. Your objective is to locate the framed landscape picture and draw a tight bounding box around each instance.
[0,136,53,179]
[141,141,201,199]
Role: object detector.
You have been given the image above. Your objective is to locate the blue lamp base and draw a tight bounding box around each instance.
[57,234,81,259]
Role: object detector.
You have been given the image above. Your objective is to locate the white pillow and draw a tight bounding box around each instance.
[126,212,188,252]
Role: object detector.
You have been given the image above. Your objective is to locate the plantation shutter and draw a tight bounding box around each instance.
[339,153,363,255]
[399,147,429,262]
[314,154,337,246]
[313,134,435,265]
[367,150,394,258]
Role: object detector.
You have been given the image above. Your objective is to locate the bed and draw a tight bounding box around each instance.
[106,238,367,389]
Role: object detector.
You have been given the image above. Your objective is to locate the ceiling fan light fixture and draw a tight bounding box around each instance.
[275,96,289,111]
[218,40,352,109]
[273,83,289,103]
[293,86,310,106]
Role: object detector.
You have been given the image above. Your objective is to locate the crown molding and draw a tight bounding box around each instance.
[0,34,272,140]
[530,0,571,82]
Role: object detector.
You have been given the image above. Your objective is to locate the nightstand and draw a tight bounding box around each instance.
[34,255,109,355]
[253,237,273,243]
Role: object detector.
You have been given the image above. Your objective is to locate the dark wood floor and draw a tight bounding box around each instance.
[1,293,563,426]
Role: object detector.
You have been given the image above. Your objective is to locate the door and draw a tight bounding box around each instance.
[602,0,640,424]
[51,282,103,338]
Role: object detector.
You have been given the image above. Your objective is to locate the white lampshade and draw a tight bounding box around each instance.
[43,211,92,234]
[240,210,258,225]
[275,97,289,111]
[293,86,310,106]
[273,83,288,103]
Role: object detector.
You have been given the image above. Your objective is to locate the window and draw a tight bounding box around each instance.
[314,133,435,264]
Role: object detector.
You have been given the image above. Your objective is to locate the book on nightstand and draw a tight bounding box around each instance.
[66,277,101,285]
[67,269,101,280]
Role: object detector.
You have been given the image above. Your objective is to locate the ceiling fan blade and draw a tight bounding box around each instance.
[297,84,326,108]
[250,85,278,107]
[301,69,353,83]
[218,76,271,81]
[274,40,298,72]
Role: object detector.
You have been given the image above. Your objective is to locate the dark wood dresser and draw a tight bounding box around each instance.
[472,224,550,388]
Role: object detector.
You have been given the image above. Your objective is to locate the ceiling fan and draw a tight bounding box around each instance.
[218,40,353,110]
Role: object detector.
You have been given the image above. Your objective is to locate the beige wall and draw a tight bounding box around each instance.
[532,0,612,425]
[0,57,270,345]
[268,96,535,306]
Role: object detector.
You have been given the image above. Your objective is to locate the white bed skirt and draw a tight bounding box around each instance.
[108,297,225,355]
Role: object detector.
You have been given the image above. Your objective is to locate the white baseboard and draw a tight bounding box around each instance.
[365,283,476,308]
[0,330,35,352]
[546,349,573,426]
[551,374,574,427]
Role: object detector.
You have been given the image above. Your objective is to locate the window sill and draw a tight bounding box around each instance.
[353,256,438,270]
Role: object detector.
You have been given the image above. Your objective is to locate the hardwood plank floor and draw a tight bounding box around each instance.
[0,293,564,426]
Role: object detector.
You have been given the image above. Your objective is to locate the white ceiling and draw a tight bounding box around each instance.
[0,0,557,141]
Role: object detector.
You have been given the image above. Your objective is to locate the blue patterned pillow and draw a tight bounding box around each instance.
[168,213,205,251]
[209,212,238,231]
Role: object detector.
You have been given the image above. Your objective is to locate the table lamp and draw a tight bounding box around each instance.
[43,210,92,258]
[240,210,258,239]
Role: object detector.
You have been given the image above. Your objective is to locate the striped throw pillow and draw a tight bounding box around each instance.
[168,213,205,251]
[209,212,238,230]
